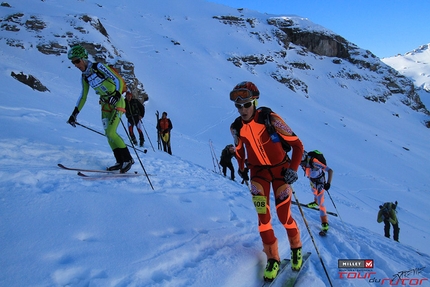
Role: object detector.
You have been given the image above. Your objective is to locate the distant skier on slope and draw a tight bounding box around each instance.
[125,90,145,147]
[219,144,235,180]
[300,150,333,234]
[229,81,304,281]
[377,201,399,242]
[156,111,172,155]
[66,45,134,173]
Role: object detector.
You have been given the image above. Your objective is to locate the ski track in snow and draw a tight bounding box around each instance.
[1,138,430,286]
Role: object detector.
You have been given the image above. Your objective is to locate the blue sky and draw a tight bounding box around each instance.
[208,0,430,58]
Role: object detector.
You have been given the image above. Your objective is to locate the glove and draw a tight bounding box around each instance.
[324,183,331,191]
[283,168,298,184]
[108,91,121,105]
[238,168,249,181]
[67,107,79,127]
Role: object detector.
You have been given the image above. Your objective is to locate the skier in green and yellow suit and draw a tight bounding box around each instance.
[66,45,134,173]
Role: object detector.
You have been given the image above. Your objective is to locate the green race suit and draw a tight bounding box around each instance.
[75,61,127,150]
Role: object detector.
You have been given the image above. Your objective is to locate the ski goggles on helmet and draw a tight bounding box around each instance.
[230,88,253,103]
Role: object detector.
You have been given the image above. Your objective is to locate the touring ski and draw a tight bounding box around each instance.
[291,201,338,217]
[262,252,311,287]
[77,171,140,179]
[282,251,311,287]
[156,110,162,150]
[209,139,222,174]
[58,163,119,174]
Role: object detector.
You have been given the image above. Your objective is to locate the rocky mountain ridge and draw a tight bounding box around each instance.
[0,1,428,126]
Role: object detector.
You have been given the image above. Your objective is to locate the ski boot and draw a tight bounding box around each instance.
[263,240,281,281]
[108,149,122,171]
[120,158,134,173]
[321,222,329,232]
[139,137,144,147]
[107,162,121,171]
[131,135,138,145]
[291,247,303,271]
[116,148,134,173]
[307,201,318,208]
[263,258,280,281]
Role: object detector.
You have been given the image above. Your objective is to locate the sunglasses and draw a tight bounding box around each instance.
[71,59,81,64]
[235,101,254,109]
[230,89,253,102]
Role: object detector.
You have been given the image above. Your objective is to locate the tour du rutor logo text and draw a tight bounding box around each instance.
[338,259,428,286]
[338,259,374,269]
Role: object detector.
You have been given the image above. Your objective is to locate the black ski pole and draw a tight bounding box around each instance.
[326,189,350,237]
[75,122,147,154]
[140,119,155,152]
[120,118,154,190]
[130,115,155,153]
[291,186,334,287]
[155,111,162,150]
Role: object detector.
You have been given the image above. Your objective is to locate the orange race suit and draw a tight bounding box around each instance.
[302,157,332,225]
[230,107,304,260]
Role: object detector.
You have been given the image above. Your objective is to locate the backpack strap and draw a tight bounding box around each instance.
[230,116,243,146]
[91,62,104,78]
[89,62,117,87]
[257,107,291,153]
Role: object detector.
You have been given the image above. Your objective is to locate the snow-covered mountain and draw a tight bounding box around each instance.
[382,44,430,112]
[1,0,429,286]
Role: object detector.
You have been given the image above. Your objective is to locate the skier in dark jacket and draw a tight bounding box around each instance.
[125,91,145,147]
[219,144,235,180]
[377,201,399,242]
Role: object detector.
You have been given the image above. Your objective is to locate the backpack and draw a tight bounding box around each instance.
[308,150,326,166]
[220,145,233,162]
[109,65,127,93]
[91,63,127,94]
[383,202,397,212]
[231,107,291,152]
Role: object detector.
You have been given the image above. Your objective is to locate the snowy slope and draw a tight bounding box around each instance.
[0,0,429,286]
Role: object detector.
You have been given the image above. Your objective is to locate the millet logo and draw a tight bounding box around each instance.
[338,259,374,269]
